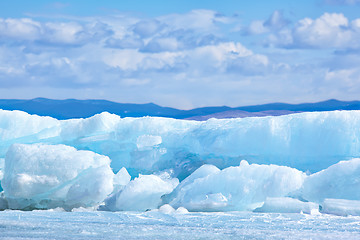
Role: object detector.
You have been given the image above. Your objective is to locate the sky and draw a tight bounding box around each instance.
[0,1,360,109]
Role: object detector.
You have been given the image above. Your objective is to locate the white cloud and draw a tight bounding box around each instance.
[105,36,143,49]
[243,11,289,35]
[324,68,360,95]
[141,37,181,52]
[133,19,164,37]
[1,10,360,108]
[247,20,269,35]
[0,18,41,40]
[263,11,290,31]
[268,13,360,49]
[0,18,112,46]
[187,42,256,73]
[293,13,350,47]
[43,22,85,45]
[101,41,265,76]
[157,9,229,33]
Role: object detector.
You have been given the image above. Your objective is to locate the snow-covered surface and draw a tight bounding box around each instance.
[0,109,360,216]
[0,211,360,239]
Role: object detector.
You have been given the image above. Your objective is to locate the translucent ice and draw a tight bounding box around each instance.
[169,160,306,211]
[162,164,220,204]
[321,198,360,216]
[0,109,360,178]
[0,109,360,214]
[0,158,4,191]
[113,167,131,190]
[2,143,114,210]
[105,174,178,211]
[254,197,319,214]
[102,167,132,211]
[300,158,360,202]
[0,191,7,210]
[136,135,162,150]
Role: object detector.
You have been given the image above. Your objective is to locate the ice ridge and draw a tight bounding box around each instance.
[0,109,359,214]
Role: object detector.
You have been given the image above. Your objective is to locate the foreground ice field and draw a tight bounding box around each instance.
[1,210,360,239]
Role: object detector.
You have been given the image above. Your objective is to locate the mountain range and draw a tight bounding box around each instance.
[0,98,359,120]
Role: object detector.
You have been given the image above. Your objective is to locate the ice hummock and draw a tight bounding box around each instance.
[254,197,319,214]
[104,174,178,211]
[0,109,360,215]
[168,160,306,211]
[0,109,360,177]
[321,199,360,216]
[299,158,360,202]
[2,143,114,210]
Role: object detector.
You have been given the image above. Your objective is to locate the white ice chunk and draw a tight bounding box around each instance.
[175,206,189,214]
[159,204,175,214]
[60,112,121,140]
[177,164,220,189]
[162,164,220,204]
[136,135,162,150]
[66,165,114,207]
[321,198,360,216]
[102,167,132,211]
[254,197,319,214]
[300,158,360,202]
[0,110,59,141]
[2,143,114,210]
[170,161,306,211]
[71,206,100,212]
[108,174,178,211]
[113,167,131,188]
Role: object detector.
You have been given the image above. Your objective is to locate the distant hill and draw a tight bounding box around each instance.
[0,98,359,120]
[185,110,302,121]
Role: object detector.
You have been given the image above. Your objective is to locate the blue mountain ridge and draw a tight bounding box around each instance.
[0,98,359,120]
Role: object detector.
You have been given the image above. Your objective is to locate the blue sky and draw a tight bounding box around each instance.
[0,0,360,108]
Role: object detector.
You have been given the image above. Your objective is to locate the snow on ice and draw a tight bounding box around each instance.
[0,109,360,215]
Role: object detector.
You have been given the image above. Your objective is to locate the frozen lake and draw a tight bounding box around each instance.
[1,211,360,239]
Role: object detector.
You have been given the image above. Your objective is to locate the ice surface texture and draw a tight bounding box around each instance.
[168,160,306,211]
[1,109,360,175]
[300,158,360,202]
[2,143,114,210]
[2,211,360,239]
[0,109,360,213]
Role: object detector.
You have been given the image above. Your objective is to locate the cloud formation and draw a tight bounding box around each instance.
[266,13,360,49]
[243,11,290,35]
[0,18,113,46]
[0,9,359,108]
